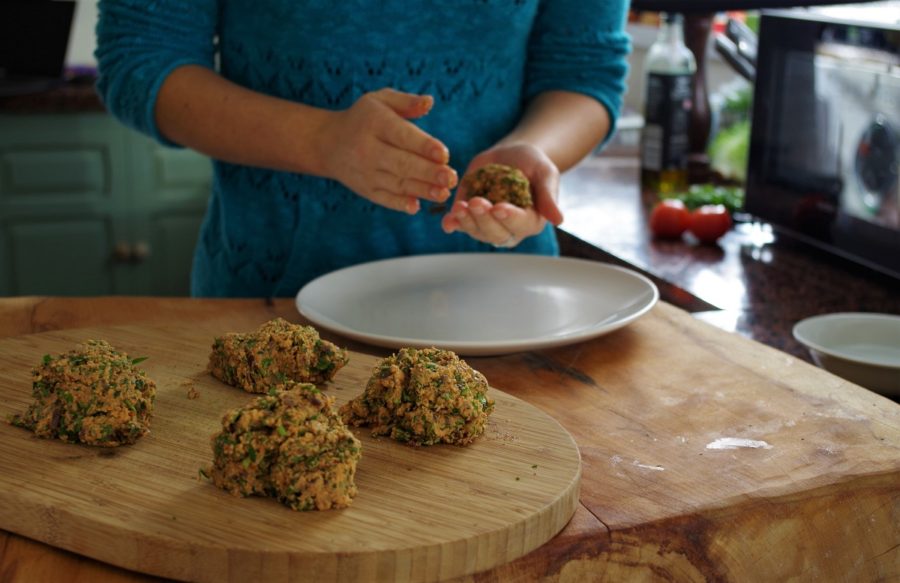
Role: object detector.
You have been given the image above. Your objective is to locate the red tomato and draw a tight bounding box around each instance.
[688,204,732,243]
[649,199,690,238]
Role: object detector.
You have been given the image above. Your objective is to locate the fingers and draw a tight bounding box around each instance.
[371,88,434,119]
[378,146,457,193]
[467,198,517,243]
[441,199,470,234]
[338,88,458,214]
[368,91,448,165]
[380,117,449,164]
[537,197,564,227]
[368,89,448,164]
[370,89,454,193]
[373,171,451,203]
[442,197,546,247]
[531,172,564,226]
[368,189,420,215]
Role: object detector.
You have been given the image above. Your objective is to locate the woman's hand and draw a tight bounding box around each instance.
[441,143,563,247]
[318,88,457,214]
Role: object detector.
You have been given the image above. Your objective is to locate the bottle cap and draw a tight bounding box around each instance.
[662,12,684,24]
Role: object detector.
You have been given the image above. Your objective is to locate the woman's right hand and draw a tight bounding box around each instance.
[317,88,456,214]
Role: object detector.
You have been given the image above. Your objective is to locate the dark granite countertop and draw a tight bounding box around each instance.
[557,154,900,364]
[0,75,103,113]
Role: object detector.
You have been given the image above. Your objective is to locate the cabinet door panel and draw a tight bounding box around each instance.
[147,213,204,296]
[130,135,211,295]
[7,218,117,295]
[1,148,109,198]
[0,114,126,213]
[131,137,212,206]
[0,114,214,297]
[154,148,213,191]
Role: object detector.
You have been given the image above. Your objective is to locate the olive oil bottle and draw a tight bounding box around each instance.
[640,13,696,194]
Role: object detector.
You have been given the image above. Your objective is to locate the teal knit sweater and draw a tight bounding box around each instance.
[96,1,630,297]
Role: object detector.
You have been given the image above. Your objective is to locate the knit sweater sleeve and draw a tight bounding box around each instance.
[94,0,219,146]
[524,0,631,140]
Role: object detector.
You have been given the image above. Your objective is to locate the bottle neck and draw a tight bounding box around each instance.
[658,14,685,46]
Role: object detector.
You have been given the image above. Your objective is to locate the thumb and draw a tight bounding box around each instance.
[534,179,564,226]
[372,88,434,119]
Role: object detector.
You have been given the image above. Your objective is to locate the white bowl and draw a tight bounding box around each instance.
[793,312,900,396]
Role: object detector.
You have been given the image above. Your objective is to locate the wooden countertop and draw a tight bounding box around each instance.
[0,296,897,581]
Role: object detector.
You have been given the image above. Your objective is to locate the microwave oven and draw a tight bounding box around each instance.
[745,8,900,279]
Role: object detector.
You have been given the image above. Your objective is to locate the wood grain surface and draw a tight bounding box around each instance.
[0,297,898,582]
[0,317,581,583]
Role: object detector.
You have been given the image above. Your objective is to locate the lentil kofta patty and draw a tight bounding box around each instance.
[205,383,361,511]
[208,318,349,393]
[340,347,495,446]
[9,340,156,447]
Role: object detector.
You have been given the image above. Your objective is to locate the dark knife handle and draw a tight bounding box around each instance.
[715,34,756,81]
[726,18,758,66]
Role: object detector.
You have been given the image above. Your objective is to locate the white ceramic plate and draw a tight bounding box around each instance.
[793,312,900,396]
[296,254,659,356]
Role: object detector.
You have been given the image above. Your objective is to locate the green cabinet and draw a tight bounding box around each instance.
[0,113,211,296]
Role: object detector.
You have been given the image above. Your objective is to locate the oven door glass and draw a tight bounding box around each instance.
[746,12,900,279]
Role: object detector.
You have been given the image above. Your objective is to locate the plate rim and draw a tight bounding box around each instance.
[296,253,659,355]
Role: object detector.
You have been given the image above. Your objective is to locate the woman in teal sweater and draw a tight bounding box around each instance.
[95,1,630,297]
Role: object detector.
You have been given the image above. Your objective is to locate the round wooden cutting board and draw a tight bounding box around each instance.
[0,320,581,582]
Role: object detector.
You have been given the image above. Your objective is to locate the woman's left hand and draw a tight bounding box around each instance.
[441,143,563,248]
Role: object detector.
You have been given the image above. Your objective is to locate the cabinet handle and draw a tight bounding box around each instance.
[131,241,151,263]
[112,242,151,264]
[113,242,132,263]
